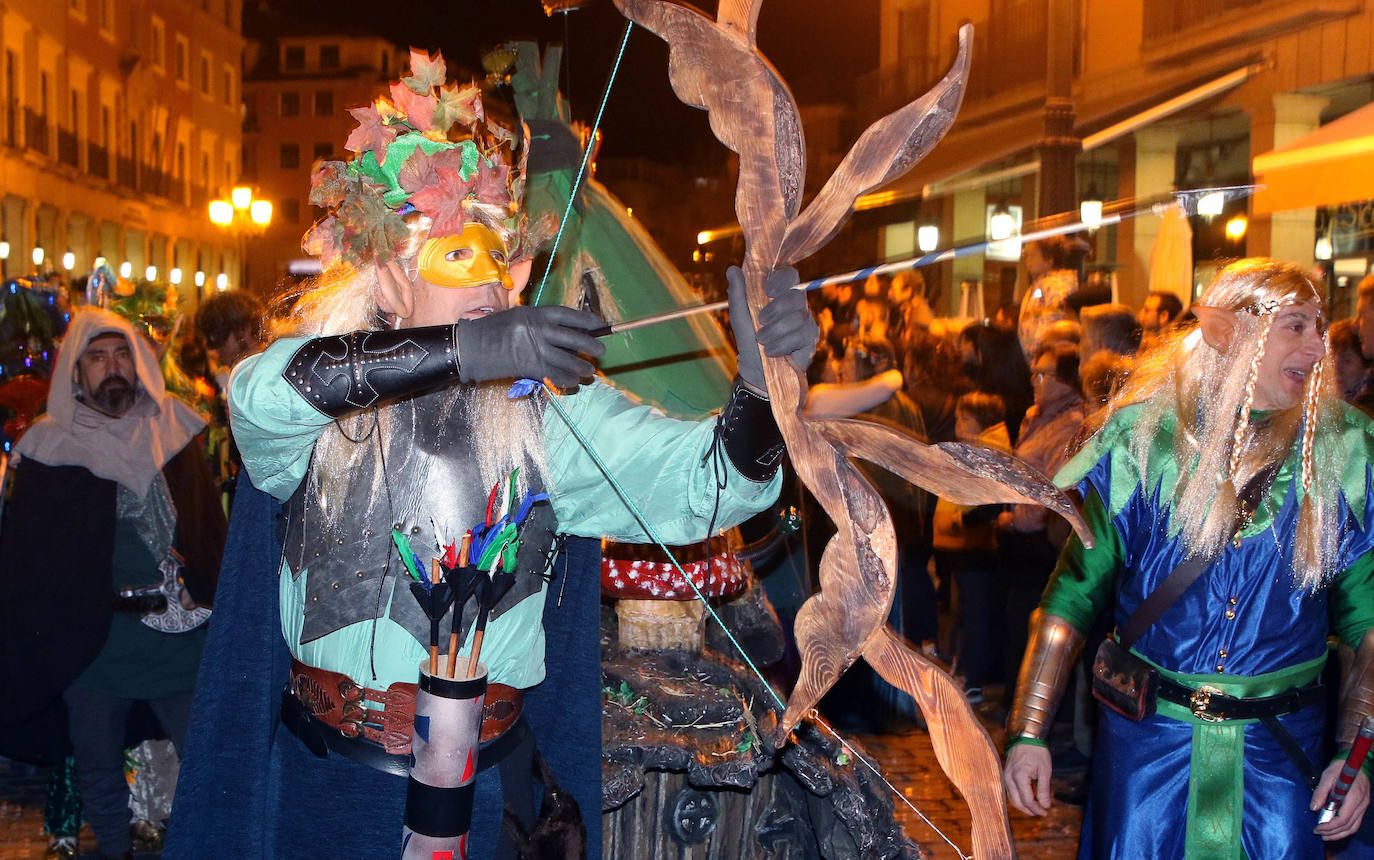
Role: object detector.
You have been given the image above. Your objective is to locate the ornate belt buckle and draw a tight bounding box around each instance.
[1190,685,1225,722]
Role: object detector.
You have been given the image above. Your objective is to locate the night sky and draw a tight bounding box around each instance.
[248,0,880,165]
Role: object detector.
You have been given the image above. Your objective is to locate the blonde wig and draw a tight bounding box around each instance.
[1097,258,1337,589]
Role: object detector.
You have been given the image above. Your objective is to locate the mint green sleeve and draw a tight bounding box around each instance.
[1331,550,1374,649]
[543,380,782,543]
[1038,486,1123,635]
[226,337,335,501]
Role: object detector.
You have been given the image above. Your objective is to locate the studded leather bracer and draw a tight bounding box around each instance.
[1007,609,1085,743]
[1339,629,1374,750]
[717,379,786,483]
[283,325,460,418]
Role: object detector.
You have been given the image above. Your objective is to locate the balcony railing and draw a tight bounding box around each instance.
[24,108,47,154]
[88,144,109,179]
[1144,0,1279,41]
[57,130,79,167]
[966,0,1048,103]
[861,1,1047,118]
[116,156,137,189]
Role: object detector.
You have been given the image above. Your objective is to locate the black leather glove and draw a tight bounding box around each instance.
[727,265,820,391]
[456,305,606,389]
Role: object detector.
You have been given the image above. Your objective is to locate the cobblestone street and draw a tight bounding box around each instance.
[853,724,1082,860]
[0,722,1083,859]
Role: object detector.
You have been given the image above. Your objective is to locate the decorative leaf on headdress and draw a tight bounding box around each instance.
[337,186,409,264]
[302,216,343,266]
[309,161,353,208]
[397,148,439,195]
[345,105,398,159]
[472,159,512,206]
[390,81,438,132]
[433,84,482,135]
[410,167,474,237]
[402,48,446,95]
[430,143,479,180]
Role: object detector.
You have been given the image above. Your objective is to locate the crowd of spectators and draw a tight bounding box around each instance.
[802,246,1374,731]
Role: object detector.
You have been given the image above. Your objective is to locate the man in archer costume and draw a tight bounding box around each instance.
[1003,259,1374,858]
[165,51,815,859]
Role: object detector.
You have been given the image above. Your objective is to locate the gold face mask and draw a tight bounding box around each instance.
[417,223,514,290]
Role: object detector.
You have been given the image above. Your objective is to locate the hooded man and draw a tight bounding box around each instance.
[168,51,816,860]
[0,307,226,860]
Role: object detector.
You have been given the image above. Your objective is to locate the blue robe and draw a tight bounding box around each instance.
[1042,404,1374,860]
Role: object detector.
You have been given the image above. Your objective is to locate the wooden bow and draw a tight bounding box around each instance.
[609,2,1092,856]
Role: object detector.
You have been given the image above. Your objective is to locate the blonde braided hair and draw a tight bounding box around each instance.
[1093,259,1340,588]
[1226,311,1275,486]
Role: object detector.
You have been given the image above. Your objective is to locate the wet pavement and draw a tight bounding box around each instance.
[852,719,1083,860]
[0,714,1083,859]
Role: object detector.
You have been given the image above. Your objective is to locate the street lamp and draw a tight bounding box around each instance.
[62,250,75,271]
[194,270,206,288]
[209,200,234,225]
[119,261,132,278]
[146,265,158,282]
[209,186,273,292]
[170,267,183,285]
[32,247,44,267]
[989,207,1015,242]
[917,225,940,253]
[1225,215,1247,241]
[1197,191,1225,219]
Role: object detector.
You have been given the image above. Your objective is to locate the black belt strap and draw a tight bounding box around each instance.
[1156,677,1324,790]
[1259,713,1322,791]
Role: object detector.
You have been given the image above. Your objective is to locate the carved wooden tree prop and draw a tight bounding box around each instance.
[611,2,1093,857]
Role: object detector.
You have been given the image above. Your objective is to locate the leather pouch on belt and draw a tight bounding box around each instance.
[1092,638,1159,721]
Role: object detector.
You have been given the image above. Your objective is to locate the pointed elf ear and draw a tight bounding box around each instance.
[374,260,415,321]
[509,259,533,295]
[1193,305,1238,352]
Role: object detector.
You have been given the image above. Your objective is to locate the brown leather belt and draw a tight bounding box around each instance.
[287,658,522,755]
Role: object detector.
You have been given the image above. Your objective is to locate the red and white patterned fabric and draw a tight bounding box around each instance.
[601,551,746,600]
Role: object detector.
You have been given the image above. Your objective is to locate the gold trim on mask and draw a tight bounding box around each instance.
[417,223,514,290]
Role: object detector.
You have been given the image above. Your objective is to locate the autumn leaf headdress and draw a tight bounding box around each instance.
[304,49,529,269]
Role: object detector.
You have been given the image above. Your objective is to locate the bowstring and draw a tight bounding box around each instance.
[542,387,972,860]
[530,20,634,307]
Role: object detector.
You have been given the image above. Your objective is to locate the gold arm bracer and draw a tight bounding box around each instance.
[1007,609,1085,742]
[1338,629,1374,749]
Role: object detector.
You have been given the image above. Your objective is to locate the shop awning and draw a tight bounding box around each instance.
[1253,101,1374,214]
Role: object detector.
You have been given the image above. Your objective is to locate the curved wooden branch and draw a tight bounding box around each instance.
[866,625,1016,860]
[815,417,1093,544]
[779,25,972,264]
[612,3,1019,856]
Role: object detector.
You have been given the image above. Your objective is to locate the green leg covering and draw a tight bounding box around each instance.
[43,754,82,839]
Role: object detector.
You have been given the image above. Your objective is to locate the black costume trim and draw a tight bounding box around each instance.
[283,326,461,418]
[717,379,785,483]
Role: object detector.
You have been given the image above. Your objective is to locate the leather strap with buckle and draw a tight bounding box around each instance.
[287,658,522,755]
[1158,676,1324,722]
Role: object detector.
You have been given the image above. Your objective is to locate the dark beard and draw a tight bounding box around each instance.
[88,376,136,416]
